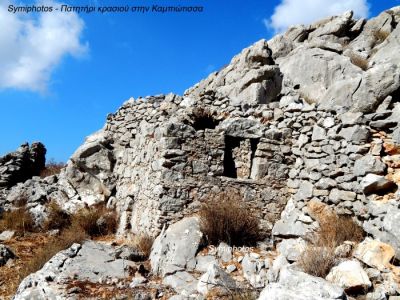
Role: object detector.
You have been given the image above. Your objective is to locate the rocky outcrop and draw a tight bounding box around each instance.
[150,217,202,276]
[14,241,133,299]
[58,130,116,211]
[259,267,346,300]
[0,142,46,188]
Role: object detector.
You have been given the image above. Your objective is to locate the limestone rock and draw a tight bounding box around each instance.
[163,271,198,296]
[0,230,15,241]
[272,199,314,238]
[354,238,396,271]
[382,208,400,259]
[197,263,236,295]
[0,244,15,266]
[195,255,217,273]
[150,217,203,276]
[312,125,326,141]
[360,174,396,194]
[326,260,371,291]
[59,130,116,209]
[353,155,387,176]
[259,267,345,300]
[277,238,306,262]
[338,126,370,144]
[187,39,282,106]
[14,241,129,299]
[329,189,357,203]
[0,142,46,188]
[279,47,361,109]
[217,242,232,262]
[242,254,267,288]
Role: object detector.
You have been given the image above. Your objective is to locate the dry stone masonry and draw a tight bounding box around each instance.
[1,6,400,300]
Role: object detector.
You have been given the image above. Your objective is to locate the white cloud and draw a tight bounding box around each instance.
[0,1,88,92]
[266,0,370,33]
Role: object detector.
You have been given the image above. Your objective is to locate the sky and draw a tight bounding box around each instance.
[0,0,398,162]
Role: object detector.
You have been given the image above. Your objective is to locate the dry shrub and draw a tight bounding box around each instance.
[316,214,364,248]
[206,288,257,300]
[299,213,365,277]
[374,29,390,43]
[230,289,257,300]
[298,245,336,278]
[349,53,369,71]
[191,107,219,130]
[199,191,262,247]
[43,202,71,231]
[20,224,87,279]
[0,208,35,234]
[40,159,65,178]
[135,234,154,258]
[125,234,154,258]
[71,204,118,237]
[2,204,118,294]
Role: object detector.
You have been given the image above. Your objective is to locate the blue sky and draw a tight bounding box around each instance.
[0,0,398,162]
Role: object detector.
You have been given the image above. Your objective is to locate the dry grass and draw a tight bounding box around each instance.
[43,202,71,231]
[206,288,257,300]
[298,213,365,278]
[119,233,154,259]
[0,228,87,298]
[374,30,390,43]
[0,233,51,298]
[40,159,65,178]
[71,204,118,237]
[14,204,118,280]
[298,245,336,278]
[316,214,364,248]
[230,290,257,300]
[0,208,35,234]
[349,53,369,71]
[191,107,218,130]
[20,224,87,280]
[134,234,154,258]
[0,203,119,298]
[199,191,263,247]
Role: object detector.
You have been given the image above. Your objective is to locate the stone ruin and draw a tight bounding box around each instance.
[1,7,400,244]
[1,6,400,299]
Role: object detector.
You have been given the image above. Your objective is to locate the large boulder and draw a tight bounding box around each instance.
[150,217,203,276]
[259,267,345,300]
[326,260,371,291]
[4,176,67,225]
[363,203,400,260]
[58,130,116,211]
[14,241,129,299]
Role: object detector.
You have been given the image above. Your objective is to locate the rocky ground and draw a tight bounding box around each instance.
[1,5,400,300]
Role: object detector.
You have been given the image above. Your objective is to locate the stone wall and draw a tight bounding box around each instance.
[100,95,290,236]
